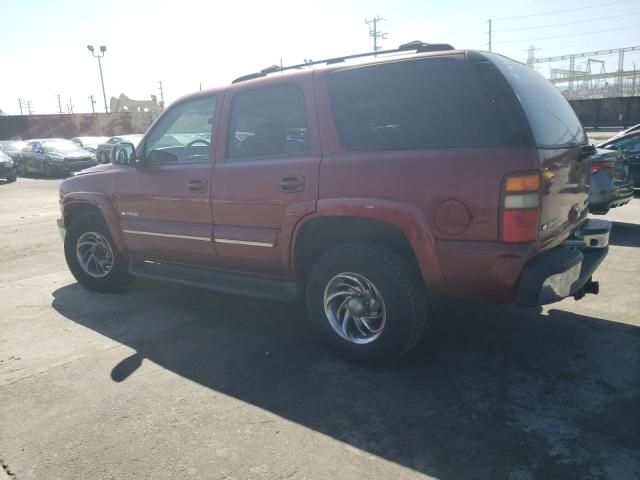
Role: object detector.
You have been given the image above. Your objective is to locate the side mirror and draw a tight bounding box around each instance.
[35,146,44,154]
[111,142,136,165]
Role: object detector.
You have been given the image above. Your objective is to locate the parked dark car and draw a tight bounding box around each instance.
[597,131,640,189]
[20,139,97,177]
[71,136,109,154]
[588,148,634,214]
[0,140,27,172]
[0,150,17,182]
[95,134,143,163]
[58,43,609,364]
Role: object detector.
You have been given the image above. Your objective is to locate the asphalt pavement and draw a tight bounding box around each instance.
[1,177,639,479]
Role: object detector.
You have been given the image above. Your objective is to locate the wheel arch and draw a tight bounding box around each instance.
[291,198,443,292]
[62,193,127,254]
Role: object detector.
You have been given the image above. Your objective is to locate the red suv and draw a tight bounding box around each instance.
[58,43,610,364]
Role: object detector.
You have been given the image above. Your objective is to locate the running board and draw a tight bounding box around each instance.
[129,258,298,302]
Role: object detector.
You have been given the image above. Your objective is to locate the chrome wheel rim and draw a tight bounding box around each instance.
[76,231,114,278]
[323,272,386,344]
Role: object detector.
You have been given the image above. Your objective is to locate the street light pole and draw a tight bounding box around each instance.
[87,45,109,113]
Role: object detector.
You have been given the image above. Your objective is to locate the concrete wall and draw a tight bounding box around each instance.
[0,112,158,140]
[569,96,640,128]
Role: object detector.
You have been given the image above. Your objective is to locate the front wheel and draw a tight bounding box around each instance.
[43,161,54,178]
[6,174,16,183]
[64,215,134,292]
[305,242,427,365]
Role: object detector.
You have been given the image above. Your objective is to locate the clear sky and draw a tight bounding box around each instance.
[1,0,639,115]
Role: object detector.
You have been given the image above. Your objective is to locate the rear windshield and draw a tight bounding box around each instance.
[328,56,501,150]
[486,53,587,149]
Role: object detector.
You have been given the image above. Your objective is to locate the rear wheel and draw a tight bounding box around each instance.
[305,242,427,365]
[6,173,16,183]
[64,214,134,292]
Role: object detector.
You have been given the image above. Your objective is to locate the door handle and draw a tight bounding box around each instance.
[188,179,208,193]
[279,175,305,193]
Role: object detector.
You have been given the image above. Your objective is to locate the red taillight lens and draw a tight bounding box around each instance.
[591,162,613,173]
[503,208,539,242]
[501,172,540,243]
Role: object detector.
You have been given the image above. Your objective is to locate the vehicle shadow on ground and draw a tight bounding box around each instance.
[52,283,640,479]
[610,221,640,247]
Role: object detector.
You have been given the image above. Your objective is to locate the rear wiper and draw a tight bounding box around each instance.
[577,144,597,161]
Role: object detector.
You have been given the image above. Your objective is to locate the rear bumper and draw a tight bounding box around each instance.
[515,219,611,307]
[589,178,635,212]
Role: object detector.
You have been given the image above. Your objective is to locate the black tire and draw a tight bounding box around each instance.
[17,162,27,176]
[64,214,134,292]
[6,174,16,183]
[43,161,52,178]
[305,242,427,365]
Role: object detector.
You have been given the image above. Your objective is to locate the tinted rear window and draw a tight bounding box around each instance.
[328,56,500,150]
[486,53,587,149]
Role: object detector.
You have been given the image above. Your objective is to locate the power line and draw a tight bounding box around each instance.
[494,0,632,21]
[494,11,640,32]
[494,25,639,44]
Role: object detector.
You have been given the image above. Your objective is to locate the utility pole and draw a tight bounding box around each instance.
[365,16,387,52]
[526,45,538,67]
[20,100,33,115]
[57,94,63,114]
[87,45,109,113]
[158,80,165,110]
[488,19,492,52]
[89,94,101,134]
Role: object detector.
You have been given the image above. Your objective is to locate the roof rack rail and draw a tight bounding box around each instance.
[231,41,455,84]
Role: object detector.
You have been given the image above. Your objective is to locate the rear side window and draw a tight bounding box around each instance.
[228,85,309,160]
[327,56,500,150]
[486,53,587,149]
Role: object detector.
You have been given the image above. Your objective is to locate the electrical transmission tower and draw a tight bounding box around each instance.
[365,16,387,52]
[57,94,63,114]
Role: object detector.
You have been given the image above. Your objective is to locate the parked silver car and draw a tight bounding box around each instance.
[95,134,143,163]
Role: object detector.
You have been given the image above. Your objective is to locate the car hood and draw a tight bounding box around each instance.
[72,163,115,176]
[49,150,93,159]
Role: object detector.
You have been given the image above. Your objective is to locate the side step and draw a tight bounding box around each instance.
[129,258,298,302]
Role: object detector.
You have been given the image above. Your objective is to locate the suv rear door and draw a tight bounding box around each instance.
[211,78,321,276]
[487,53,591,247]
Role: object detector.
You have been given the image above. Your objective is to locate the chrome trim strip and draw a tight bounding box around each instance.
[214,238,274,248]
[123,229,211,242]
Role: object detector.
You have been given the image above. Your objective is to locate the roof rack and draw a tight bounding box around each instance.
[231,41,455,84]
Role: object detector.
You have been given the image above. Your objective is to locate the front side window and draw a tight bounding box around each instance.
[328,56,500,151]
[228,85,309,160]
[144,95,216,165]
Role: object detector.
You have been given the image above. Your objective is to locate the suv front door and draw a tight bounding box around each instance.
[212,80,321,276]
[115,94,220,267]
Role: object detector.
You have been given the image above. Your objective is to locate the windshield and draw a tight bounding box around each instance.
[486,53,587,149]
[44,140,83,153]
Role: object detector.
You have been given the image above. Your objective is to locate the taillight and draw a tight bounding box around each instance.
[502,173,540,243]
[591,161,614,173]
